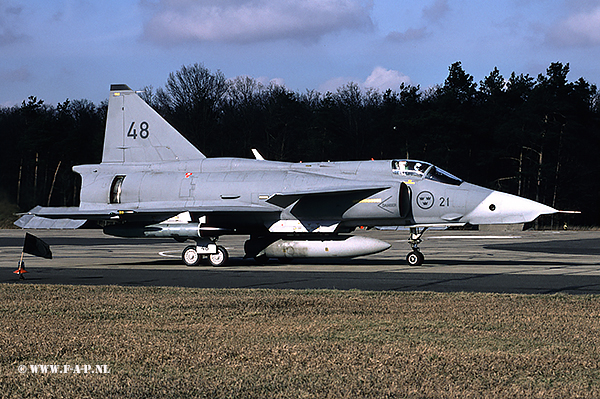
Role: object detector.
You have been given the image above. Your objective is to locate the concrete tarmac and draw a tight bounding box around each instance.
[2,228,600,294]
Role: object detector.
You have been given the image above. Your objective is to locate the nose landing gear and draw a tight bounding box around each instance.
[406,227,428,266]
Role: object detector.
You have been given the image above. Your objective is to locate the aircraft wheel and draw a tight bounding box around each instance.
[406,251,425,266]
[182,245,201,266]
[209,246,229,267]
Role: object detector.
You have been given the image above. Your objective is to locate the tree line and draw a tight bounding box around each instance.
[1,62,598,226]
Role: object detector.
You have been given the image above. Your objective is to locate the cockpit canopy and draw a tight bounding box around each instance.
[391,160,463,186]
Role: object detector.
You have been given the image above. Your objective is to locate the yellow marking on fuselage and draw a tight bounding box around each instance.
[359,198,382,204]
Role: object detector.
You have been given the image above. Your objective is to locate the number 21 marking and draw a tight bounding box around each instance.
[127,121,149,139]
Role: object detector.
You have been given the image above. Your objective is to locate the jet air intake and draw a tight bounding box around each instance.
[399,182,412,219]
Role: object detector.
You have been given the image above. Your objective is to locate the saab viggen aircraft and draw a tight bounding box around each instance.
[16,85,561,266]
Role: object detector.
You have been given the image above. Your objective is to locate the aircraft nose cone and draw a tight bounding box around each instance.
[464,190,558,225]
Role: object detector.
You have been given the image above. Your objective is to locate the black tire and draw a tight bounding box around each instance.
[208,245,229,267]
[182,245,201,266]
[406,250,425,266]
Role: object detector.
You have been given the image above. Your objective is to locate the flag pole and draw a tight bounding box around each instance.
[16,233,52,278]
[14,251,27,279]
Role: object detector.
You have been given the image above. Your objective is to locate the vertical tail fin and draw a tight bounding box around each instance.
[102,84,205,164]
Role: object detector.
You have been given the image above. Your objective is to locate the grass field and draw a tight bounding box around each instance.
[2,284,600,398]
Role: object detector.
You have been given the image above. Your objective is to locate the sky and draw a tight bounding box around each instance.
[2,0,600,106]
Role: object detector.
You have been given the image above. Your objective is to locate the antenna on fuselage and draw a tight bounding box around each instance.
[251,149,265,161]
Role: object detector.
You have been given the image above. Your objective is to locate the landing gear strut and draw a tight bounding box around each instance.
[406,227,428,266]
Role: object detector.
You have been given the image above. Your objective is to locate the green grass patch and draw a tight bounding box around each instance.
[2,285,600,398]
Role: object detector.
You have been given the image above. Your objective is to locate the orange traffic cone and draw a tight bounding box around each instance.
[14,254,27,279]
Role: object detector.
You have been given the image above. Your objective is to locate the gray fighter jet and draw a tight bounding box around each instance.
[16,84,561,266]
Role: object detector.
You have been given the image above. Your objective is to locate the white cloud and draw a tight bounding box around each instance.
[142,0,373,45]
[319,67,411,93]
[363,66,411,91]
[548,6,600,46]
[259,77,286,87]
[319,76,353,94]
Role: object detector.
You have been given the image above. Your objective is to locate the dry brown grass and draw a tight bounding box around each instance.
[1,285,600,398]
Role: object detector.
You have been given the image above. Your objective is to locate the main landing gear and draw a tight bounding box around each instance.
[182,239,229,267]
[406,227,428,266]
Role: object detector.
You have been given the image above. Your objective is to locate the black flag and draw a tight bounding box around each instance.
[23,233,52,259]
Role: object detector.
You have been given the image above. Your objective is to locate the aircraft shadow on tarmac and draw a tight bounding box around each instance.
[125,256,575,268]
[484,238,600,256]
